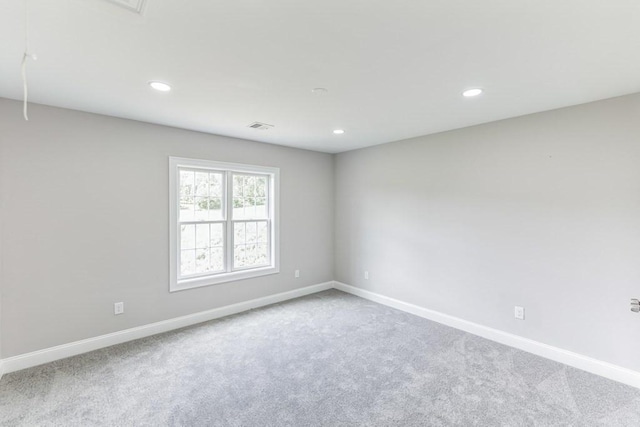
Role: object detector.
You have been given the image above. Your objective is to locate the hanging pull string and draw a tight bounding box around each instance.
[22,0,37,121]
[21,53,37,121]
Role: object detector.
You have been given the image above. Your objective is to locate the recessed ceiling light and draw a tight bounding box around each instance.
[149,81,171,92]
[312,88,328,95]
[462,88,483,97]
[333,129,345,135]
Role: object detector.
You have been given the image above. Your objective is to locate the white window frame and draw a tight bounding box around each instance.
[169,157,280,292]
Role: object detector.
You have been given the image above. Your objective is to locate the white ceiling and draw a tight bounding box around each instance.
[1,0,640,153]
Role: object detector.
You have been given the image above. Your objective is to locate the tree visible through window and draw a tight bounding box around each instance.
[169,158,279,291]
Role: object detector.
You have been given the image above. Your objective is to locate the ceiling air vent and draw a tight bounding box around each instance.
[247,122,274,130]
[104,0,147,14]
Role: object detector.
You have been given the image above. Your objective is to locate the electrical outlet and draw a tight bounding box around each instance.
[114,302,124,315]
[364,271,369,280]
[514,306,525,320]
[631,298,640,313]
[294,269,300,278]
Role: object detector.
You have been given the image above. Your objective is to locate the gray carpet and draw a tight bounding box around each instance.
[1,290,639,426]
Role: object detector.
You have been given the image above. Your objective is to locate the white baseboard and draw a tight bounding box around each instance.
[334,281,640,389]
[0,282,333,377]
[0,359,5,380]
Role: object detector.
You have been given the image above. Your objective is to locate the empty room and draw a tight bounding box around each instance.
[1,0,640,425]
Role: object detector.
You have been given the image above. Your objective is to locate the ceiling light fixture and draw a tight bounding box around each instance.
[333,129,345,135]
[149,81,172,92]
[462,88,483,97]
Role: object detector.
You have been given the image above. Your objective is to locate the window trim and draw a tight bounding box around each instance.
[169,157,280,292]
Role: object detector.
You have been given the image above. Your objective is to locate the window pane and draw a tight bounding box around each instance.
[180,250,196,276]
[179,170,195,222]
[244,202,256,220]
[256,243,268,265]
[233,175,244,198]
[232,173,245,219]
[195,223,209,249]
[208,173,224,219]
[179,170,195,198]
[244,176,256,200]
[234,245,246,268]
[256,177,267,197]
[194,172,209,197]
[191,197,222,221]
[208,198,223,220]
[181,224,196,250]
[195,249,210,273]
[233,221,269,269]
[234,221,246,243]
[233,199,246,219]
[254,197,267,218]
[211,247,224,271]
[244,175,255,218]
[232,172,246,219]
[246,221,257,243]
[210,223,224,247]
[257,221,268,243]
[245,244,257,266]
[179,197,195,221]
[209,173,223,197]
[194,197,209,221]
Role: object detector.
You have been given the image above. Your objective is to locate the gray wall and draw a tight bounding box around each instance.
[0,99,334,358]
[335,93,640,372]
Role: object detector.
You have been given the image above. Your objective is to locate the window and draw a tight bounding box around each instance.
[169,157,279,291]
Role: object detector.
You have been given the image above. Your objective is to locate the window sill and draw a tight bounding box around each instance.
[170,266,279,292]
